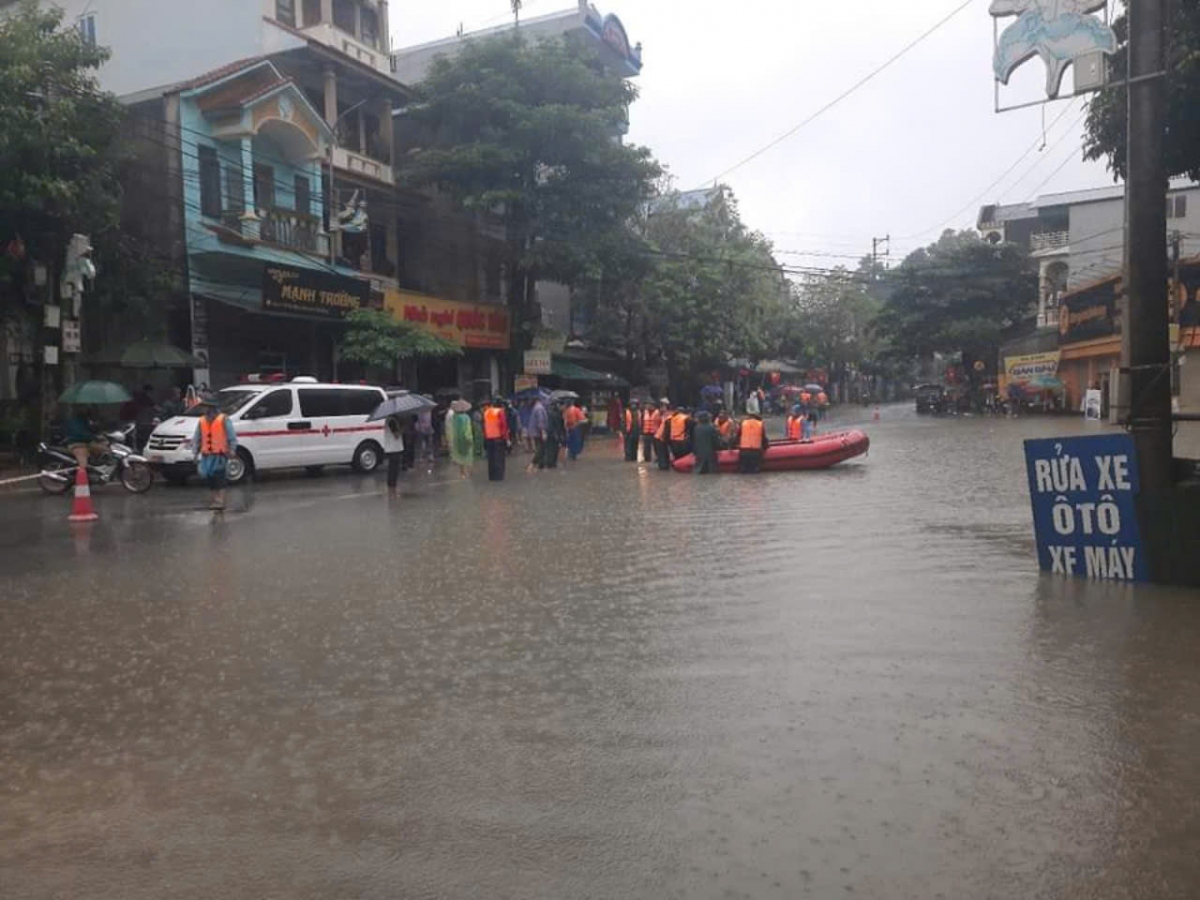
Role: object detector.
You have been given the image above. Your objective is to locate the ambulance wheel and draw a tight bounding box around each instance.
[226,449,253,485]
[352,441,382,474]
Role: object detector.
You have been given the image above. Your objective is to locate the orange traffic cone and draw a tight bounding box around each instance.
[68,466,99,522]
[872,405,881,421]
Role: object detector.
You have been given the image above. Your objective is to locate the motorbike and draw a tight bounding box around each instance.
[38,423,154,495]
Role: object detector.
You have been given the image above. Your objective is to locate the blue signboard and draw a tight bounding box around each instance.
[1024,434,1147,582]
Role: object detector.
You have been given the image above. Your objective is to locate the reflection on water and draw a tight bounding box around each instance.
[1,407,1198,899]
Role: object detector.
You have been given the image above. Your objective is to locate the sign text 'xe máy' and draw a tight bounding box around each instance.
[1024,434,1146,582]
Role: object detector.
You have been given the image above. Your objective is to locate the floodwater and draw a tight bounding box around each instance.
[2,406,1198,899]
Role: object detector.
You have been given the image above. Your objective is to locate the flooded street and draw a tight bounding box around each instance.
[2,407,1199,899]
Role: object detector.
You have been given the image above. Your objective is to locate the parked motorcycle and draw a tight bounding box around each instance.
[38,423,154,495]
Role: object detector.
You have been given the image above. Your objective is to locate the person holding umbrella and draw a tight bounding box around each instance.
[193,400,238,511]
[368,391,437,496]
[382,415,405,498]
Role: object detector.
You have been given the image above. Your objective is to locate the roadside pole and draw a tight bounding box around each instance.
[1122,0,1172,491]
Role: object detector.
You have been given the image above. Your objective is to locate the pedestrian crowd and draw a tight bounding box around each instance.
[616,393,822,475]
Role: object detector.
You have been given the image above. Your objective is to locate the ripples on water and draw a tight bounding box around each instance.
[1,406,1199,899]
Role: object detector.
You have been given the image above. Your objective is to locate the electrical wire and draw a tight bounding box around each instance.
[894,98,1083,241]
[698,0,979,187]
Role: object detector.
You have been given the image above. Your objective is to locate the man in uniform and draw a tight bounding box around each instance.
[482,396,511,481]
[691,411,720,475]
[737,411,768,474]
[668,405,691,462]
[641,401,661,464]
[623,399,641,462]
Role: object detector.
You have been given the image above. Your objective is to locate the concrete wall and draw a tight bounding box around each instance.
[42,0,300,96]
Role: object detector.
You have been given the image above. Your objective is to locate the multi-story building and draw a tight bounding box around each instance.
[391,1,644,347]
[981,182,1200,417]
[6,0,515,393]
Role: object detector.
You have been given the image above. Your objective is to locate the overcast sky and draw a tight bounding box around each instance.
[389,0,1118,268]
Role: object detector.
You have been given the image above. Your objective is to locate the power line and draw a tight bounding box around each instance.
[699,0,979,187]
[894,98,1083,241]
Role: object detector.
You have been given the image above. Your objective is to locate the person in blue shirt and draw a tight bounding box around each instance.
[64,407,107,470]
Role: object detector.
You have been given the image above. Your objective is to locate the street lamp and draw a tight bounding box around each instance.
[328,98,369,265]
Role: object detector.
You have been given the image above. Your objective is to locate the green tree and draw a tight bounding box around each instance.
[639,189,785,397]
[399,34,661,355]
[339,309,460,372]
[0,0,124,299]
[873,230,1037,370]
[1083,1,1200,180]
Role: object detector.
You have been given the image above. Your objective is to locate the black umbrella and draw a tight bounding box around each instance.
[368,392,436,421]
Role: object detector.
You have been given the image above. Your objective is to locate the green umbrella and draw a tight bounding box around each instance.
[59,380,132,405]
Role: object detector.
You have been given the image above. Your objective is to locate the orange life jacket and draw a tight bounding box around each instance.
[483,406,507,440]
[717,418,735,439]
[655,415,669,441]
[739,418,765,450]
[624,408,635,432]
[198,414,229,455]
[669,412,689,442]
[642,409,660,435]
[786,415,802,440]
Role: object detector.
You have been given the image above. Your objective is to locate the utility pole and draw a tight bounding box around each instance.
[871,235,890,278]
[1122,0,1172,491]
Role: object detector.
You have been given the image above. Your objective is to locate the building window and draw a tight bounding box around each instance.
[302,0,320,26]
[1176,195,1188,219]
[294,175,311,217]
[254,163,275,211]
[332,0,356,34]
[225,163,245,217]
[77,13,97,47]
[275,0,296,27]
[198,146,222,219]
[361,6,379,48]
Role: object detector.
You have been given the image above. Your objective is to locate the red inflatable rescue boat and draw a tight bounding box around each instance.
[672,429,870,473]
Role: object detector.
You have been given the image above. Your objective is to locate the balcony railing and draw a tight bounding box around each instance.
[332,145,393,184]
[299,22,390,74]
[260,207,324,254]
[218,207,329,256]
[1031,230,1069,252]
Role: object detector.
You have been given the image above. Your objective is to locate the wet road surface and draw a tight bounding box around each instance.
[2,407,1199,899]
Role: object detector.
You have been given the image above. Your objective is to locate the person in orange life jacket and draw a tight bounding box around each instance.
[193,400,238,510]
[786,405,803,441]
[668,406,692,462]
[563,400,587,461]
[623,399,641,462]
[737,411,769,474]
[714,409,736,448]
[812,391,827,434]
[657,400,676,472]
[641,402,661,464]
[482,396,511,482]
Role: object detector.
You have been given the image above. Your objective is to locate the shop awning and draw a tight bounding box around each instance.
[551,358,629,387]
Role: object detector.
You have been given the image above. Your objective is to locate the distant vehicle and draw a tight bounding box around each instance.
[914,383,945,415]
[144,377,388,485]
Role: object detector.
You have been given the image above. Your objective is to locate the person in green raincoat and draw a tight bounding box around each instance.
[448,399,475,479]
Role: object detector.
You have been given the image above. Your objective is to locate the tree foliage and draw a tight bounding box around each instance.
[339,309,460,370]
[873,230,1037,364]
[0,1,123,247]
[1083,1,1200,181]
[399,34,661,345]
[579,187,786,395]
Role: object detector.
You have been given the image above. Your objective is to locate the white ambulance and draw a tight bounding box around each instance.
[145,377,388,485]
